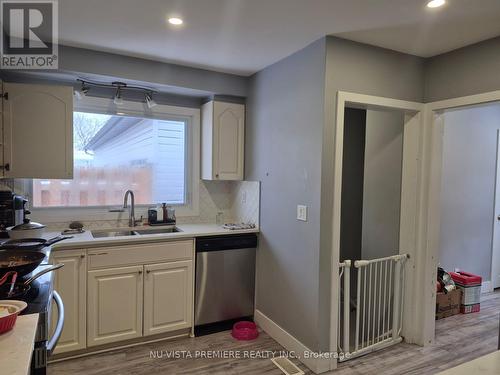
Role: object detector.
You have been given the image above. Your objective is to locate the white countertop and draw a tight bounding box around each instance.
[0,313,39,375]
[49,223,259,250]
[437,351,500,375]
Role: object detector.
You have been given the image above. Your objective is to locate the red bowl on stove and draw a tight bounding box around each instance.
[231,321,259,340]
[0,300,27,334]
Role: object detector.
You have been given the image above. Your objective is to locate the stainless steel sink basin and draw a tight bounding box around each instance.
[91,230,138,238]
[134,226,182,235]
[91,226,181,238]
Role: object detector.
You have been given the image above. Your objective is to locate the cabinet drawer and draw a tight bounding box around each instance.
[88,240,193,269]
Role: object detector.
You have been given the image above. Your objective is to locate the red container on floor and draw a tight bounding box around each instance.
[450,271,482,314]
[231,321,259,341]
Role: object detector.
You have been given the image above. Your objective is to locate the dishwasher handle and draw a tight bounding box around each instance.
[196,234,257,252]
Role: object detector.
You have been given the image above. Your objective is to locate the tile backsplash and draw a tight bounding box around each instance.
[2,179,260,231]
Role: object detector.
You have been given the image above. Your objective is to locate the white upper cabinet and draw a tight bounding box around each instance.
[201,101,244,180]
[2,82,73,179]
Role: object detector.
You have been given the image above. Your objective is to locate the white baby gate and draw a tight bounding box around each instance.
[338,254,409,362]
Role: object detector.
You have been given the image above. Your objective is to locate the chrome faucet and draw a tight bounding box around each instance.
[123,190,137,227]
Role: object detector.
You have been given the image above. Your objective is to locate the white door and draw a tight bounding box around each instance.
[2,83,73,178]
[87,265,143,346]
[491,130,500,289]
[143,261,193,336]
[213,101,244,180]
[50,249,87,353]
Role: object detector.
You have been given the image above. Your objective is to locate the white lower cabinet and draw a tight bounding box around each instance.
[144,260,193,336]
[51,240,194,353]
[50,249,87,354]
[87,265,144,347]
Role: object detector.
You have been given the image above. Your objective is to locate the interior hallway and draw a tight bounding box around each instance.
[49,291,500,375]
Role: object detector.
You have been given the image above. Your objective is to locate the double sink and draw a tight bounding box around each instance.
[91,226,182,239]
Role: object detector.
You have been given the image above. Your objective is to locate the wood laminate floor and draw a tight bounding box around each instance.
[48,290,500,375]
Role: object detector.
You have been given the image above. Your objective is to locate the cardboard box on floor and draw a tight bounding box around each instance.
[435,289,462,320]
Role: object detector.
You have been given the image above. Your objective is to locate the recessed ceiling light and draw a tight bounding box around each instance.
[168,17,183,25]
[427,0,446,8]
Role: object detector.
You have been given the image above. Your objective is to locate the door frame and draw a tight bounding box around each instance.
[492,130,500,290]
[329,91,424,370]
[423,90,500,345]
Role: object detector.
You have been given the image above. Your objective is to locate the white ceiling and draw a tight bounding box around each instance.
[59,0,500,76]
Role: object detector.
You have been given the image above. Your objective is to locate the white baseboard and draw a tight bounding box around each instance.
[481,281,494,294]
[254,309,332,374]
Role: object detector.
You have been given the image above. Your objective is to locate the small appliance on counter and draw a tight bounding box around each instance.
[0,192,28,238]
[147,203,176,226]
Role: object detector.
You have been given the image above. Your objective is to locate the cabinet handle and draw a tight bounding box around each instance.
[146,270,151,274]
[90,252,108,256]
[138,270,143,274]
[215,173,219,178]
[0,164,10,172]
[80,254,85,259]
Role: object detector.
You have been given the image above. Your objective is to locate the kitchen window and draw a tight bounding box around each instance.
[29,96,200,221]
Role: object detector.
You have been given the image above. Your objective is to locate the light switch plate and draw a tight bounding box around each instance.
[297,205,307,221]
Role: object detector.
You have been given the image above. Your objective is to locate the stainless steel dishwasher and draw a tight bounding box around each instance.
[195,234,257,335]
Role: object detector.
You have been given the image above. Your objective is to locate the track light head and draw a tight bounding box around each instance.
[114,87,124,105]
[74,82,90,100]
[145,93,157,109]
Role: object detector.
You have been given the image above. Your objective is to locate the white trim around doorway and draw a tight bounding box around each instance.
[330,91,424,371]
[422,89,500,348]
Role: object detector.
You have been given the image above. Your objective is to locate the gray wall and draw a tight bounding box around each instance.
[424,37,500,102]
[439,103,500,280]
[58,45,248,97]
[247,36,425,352]
[362,109,404,260]
[1,44,248,101]
[318,36,425,350]
[246,38,326,350]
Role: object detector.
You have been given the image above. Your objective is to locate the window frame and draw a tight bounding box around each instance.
[27,96,200,223]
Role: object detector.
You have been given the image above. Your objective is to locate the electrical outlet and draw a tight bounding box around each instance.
[297,205,307,221]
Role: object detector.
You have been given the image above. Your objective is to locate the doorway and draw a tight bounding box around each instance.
[329,92,424,369]
[437,102,500,292]
[423,90,500,347]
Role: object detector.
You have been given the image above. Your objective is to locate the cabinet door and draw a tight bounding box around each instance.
[50,249,87,354]
[213,101,244,180]
[87,265,143,346]
[144,260,193,336]
[2,83,73,178]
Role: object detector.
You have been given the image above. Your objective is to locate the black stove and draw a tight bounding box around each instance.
[1,248,61,375]
[2,248,54,316]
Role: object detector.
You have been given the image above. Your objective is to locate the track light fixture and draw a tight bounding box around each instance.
[76,78,158,107]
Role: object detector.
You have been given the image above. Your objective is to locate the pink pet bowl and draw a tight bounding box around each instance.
[231,321,259,341]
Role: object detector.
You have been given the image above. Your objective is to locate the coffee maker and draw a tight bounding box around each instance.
[0,192,27,237]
